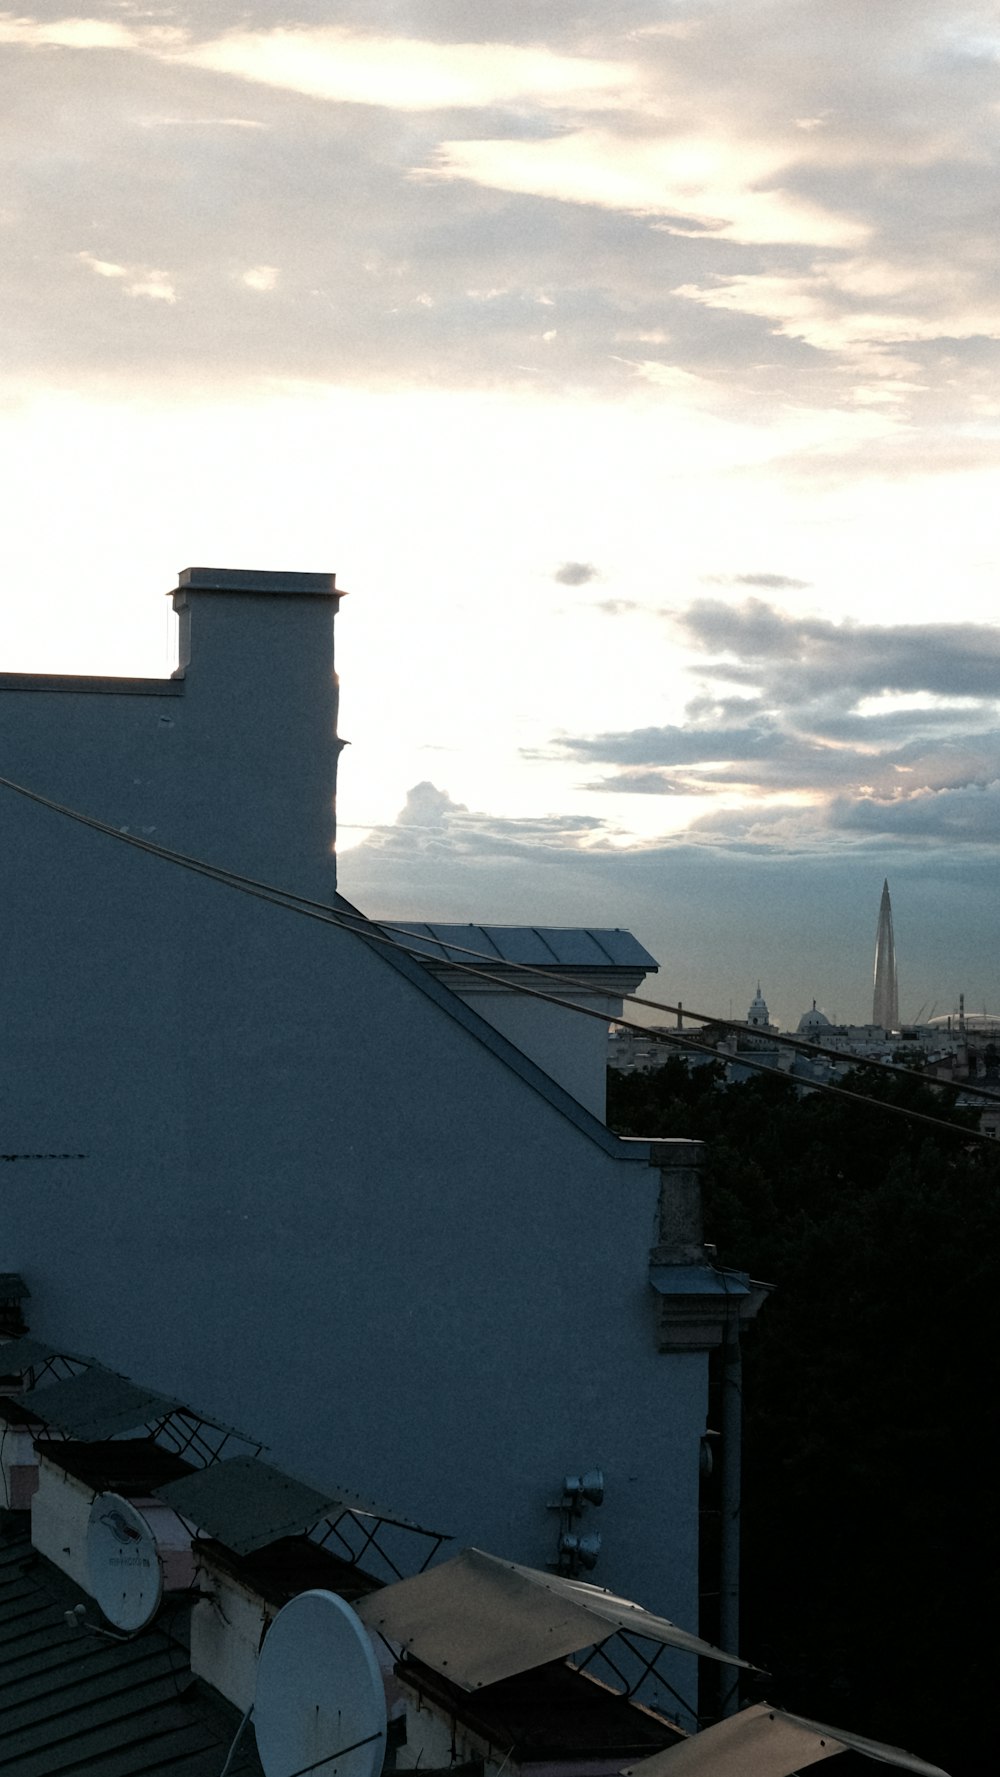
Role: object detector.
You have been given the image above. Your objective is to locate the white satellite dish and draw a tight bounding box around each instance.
[86,1493,164,1632]
[254,1589,387,1777]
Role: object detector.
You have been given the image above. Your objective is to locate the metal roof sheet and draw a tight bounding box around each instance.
[0,1336,62,1372]
[0,1523,263,1775]
[622,1703,950,1777]
[15,1369,178,1439]
[354,1547,752,1691]
[154,1454,405,1556]
[392,924,658,972]
[648,1265,753,1297]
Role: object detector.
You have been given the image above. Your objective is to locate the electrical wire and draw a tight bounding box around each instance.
[358,913,1000,1107]
[3,763,991,1102]
[219,1701,254,1777]
[0,771,995,1147]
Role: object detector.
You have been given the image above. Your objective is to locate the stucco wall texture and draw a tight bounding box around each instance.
[0,571,706,1675]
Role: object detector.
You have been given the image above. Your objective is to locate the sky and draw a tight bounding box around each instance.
[2,2,999,1027]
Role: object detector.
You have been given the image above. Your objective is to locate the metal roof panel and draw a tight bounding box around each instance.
[0,1336,60,1371]
[355,1547,751,1690]
[648,1265,752,1297]
[17,1369,178,1439]
[392,924,658,972]
[154,1454,383,1555]
[622,1703,950,1777]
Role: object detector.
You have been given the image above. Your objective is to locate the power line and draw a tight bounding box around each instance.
[0,772,995,1147]
[361,913,1000,1107]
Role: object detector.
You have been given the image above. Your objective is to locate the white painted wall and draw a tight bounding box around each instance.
[31,1456,94,1590]
[0,573,710,1667]
[447,984,621,1119]
[190,1561,273,1712]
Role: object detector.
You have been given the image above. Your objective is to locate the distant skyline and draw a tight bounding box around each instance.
[2,4,999,1025]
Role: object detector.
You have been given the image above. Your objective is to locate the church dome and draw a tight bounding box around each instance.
[797,999,831,1033]
[747,982,770,1027]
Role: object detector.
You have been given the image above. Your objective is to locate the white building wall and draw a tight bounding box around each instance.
[31,1457,94,1590]
[0,573,708,1660]
[450,986,620,1120]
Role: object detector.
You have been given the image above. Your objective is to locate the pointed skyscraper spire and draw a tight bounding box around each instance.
[873,878,899,1029]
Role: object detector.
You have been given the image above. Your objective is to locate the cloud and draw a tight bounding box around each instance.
[677,600,1000,703]
[419,128,869,247]
[354,782,613,860]
[553,560,599,585]
[703,572,812,590]
[180,26,631,112]
[540,599,1000,846]
[2,0,997,426]
[241,264,279,292]
[393,780,467,826]
[579,770,707,796]
[77,250,177,303]
[550,721,787,767]
[830,781,1000,842]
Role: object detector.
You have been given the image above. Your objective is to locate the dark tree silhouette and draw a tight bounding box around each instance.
[609,1060,999,1777]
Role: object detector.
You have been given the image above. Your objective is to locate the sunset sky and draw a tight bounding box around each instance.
[2,2,999,1026]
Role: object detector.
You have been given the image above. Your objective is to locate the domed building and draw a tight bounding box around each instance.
[797,1000,832,1036]
[747,983,773,1030]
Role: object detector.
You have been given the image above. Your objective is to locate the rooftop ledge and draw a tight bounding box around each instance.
[176,566,340,597]
[0,673,183,695]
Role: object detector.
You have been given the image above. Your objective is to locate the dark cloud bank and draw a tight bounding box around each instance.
[544,599,1000,848]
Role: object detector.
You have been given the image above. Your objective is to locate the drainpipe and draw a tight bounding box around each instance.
[718,1313,743,1714]
[630,1138,772,1716]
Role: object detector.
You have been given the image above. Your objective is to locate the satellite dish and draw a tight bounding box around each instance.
[86,1493,163,1632]
[255,1589,387,1777]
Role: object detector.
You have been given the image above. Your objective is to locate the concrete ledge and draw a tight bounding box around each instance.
[177,566,339,597]
[0,674,184,696]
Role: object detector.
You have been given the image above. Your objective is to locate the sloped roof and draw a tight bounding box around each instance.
[355,1546,752,1690]
[154,1454,421,1556]
[334,893,657,1161]
[623,1702,949,1777]
[0,1521,263,1776]
[392,924,658,972]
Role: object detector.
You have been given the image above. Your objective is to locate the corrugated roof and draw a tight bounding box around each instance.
[11,1370,178,1440]
[622,1703,950,1777]
[0,1521,263,1775]
[355,1547,752,1691]
[392,924,658,972]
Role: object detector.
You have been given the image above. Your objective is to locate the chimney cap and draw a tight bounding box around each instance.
[175,566,340,598]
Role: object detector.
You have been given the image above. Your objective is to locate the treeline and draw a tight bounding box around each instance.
[608,1058,999,1777]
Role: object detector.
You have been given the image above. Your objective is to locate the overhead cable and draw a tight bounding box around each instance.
[0,772,994,1147]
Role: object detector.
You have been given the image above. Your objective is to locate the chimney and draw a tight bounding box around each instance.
[168,568,344,900]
